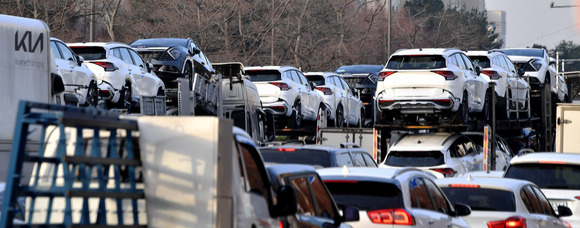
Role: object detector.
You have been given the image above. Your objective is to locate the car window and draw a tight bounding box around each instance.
[69,46,107,60]
[454,142,467,157]
[119,48,135,65]
[386,151,444,166]
[288,70,300,83]
[128,49,146,68]
[441,187,516,212]
[409,176,435,210]
[339,78,350,92]
[361,152,377,167]
[504,163,580,190]
[387,55,446,69]
[238,143,270,201]
[463,140,477,155]
[453,54,467,70]
[335,152,354,167]
[502,56,517,73]
[306,75,325,86]
[521,185,543,214]
[112,48,122,59]
[532,186,556,216]
[460,54,475,71]
[246,70,282,82]
[309,174,337,219]
[351,152,366,167]
[297,71,310,88]
[50,41,61,59]
[423,179,451,214]
[469,56,490,68]
[324,180,403,210]
[260,148,332,167]
[287,176,316,215]
[56,41,76,62]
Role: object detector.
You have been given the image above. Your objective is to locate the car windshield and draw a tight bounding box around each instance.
[130,38,189,48]
[385,151,445,167]
[469,56,491,68]
[324,181,403,210]
[305,75,325,86]
[260,148,331,167]
[69,46,107,60]
[440,187,516,212]
[386,55,447,69]
[246,70,282,82]
[500,49,544,58]
[504,163,580,190]
[334,65,384,74]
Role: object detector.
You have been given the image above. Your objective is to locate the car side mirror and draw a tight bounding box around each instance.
[190,47,201,55]
[453,203,471,216]
[340,205,360,222]
[310,81,316,90]
[475,66,482,76]
[273,185,297,217]
[76,56,85,66]
[146,63,153,73]
[517,67,526,77]
[557,205,573,217]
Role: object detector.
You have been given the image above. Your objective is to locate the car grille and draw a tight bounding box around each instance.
[138,50,173,62]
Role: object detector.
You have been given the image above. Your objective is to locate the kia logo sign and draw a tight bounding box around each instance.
[15,31,44,53]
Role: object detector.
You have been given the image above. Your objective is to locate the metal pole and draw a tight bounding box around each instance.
[490,82,496,171]
[387,0,392,57]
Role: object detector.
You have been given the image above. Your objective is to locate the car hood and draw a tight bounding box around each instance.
[507,55,540,63]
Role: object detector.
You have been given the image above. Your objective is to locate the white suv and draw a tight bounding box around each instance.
[305,72,363,127]
[318,167,472,228]
[376,48,489,125]
[68,42,166,112]
[50,37,99,106]
[246,66,324,128]
[467,50,531,119]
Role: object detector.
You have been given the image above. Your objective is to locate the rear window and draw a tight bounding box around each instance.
[246,70,282,82]
[441,187,515,212]
[504,163,580,190]
[500,49,544,58]
[469,56,491,68]
[324,181,403,210]
[385,151,444,167]
[69,46,107,60]
[386,55,446,69]
[260,148,331,167]
[305,75,325,86]
[334,65,384,74]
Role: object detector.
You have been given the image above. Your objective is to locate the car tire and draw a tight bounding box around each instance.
[359,108,365,128]
[288,100,302,128]
[497,91,509,120]
[335,104,345,128]
[85,80,99,107]
[184,63,193,91]
[121,82,133,113]
[480,90,491,123]
[456,92,469,125]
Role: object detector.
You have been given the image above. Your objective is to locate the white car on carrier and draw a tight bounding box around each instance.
[376,48,490,125]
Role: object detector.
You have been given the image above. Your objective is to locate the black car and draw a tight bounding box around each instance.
[130,38,214,89]
[334,64,384,126]
[260,144,377,168]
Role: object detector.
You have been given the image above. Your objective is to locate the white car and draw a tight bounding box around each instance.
[503,152,580,227]
[318,167,472,228]
[467,50,531,119]
[376,48,489,125]
[50,37,99,106]
[246,66,325,128]
[68,42,166,112]
[436,176,573,228]
[462,132,515,171]
[379,132,485,177]
[305,72,363,127]
[499,48,557,95]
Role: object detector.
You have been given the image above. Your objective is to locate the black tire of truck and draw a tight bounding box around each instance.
[288,100,302,128]
[184,64,193,91]
[85,80,99,107]
[121,82,133,113]
[456,92,469,125]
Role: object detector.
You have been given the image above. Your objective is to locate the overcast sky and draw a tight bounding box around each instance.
[485,0,579,50]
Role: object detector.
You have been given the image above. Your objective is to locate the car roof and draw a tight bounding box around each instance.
[267,164,318,179]
[260,144,357,154]
[435,176,534,192]
[67,42,130,49]
[317,167,411,183]
[509,152,580,165]
[304,72,340,78]
[389,132,460,151]
[245,65,299,72]
[392,48,461,56]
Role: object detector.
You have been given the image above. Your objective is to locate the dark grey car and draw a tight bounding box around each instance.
[260,144,377,168]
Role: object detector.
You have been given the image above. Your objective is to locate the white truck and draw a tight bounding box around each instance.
[0,14,65,182]
[1,102,298,227]
[555,103,580,153]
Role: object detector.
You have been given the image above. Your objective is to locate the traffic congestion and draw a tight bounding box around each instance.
[2,1,580,227]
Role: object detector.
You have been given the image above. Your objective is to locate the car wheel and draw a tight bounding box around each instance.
[184,63,193,91]
[359,108,365,128]
[288,101,302,128]
[85,80,99,107]
[121,82,133,113]
[335,104,345,127]
[480,90,491,123]
[497,91,508,120]
[157,87,165,96]
[456,93,469,125]
[316,105,327,129]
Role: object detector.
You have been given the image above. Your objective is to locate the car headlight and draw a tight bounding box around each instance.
[168,48,181,60]
[531,60,543,71]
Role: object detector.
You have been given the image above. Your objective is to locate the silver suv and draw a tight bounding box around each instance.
[376,48,489,125]
[246,66,324,128]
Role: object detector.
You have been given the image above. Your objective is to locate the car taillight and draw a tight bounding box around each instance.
[92,62,116,71]
[488,216,526,228]
[562,219,572,228]
[430,168,456,177]
[482,70,501,80]
[378,71,397,81]
[315,87,333,95]
[449,184,480,188]
[575,196,580,200]
[276,148,296,152]
[269,82,290,91]
[432,70,457,80]
[433,99,452,107]
[367,209,414,225]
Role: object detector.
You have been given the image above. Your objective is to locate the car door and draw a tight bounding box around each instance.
[52,40,93,103]
[462,139,484,171]
[461,53,486,111]
[532,186,567,228]
[127,48,159,96]
[408,176,455,228]
[521,185,555,228]
[339,77,360,124]
[288,71,307,112]
[296,71,316,117]
[51,40,74,89]
[333,152,354,167]
[285,174,337,227]
[449,54,472,107]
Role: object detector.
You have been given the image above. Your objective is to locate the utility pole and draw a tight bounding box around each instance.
[89,0,94,42]
[387,0,392,57]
